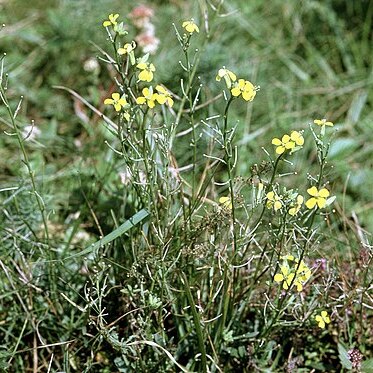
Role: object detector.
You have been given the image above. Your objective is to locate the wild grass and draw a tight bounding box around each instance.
[0,0,372,372]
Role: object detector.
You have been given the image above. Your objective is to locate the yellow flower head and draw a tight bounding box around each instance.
[219,196,232,209]
[103,13,119,27]
[314,118,333,127]
[155,85,174,107]
[136,87,157,108]
[231,79,258,101]
[274,256,311,292]
[315,311,331,329]
[104,92,128,112]
[266,191,282,211]
[136,62,156,82]
[272,131,304,155]
[118,41,136,55]
[182,19,199,34]
[216,68,237,89]
[289,194,304,216]
[305,186,330,209]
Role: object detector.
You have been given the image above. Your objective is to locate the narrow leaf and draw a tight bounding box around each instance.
[65,209,150,260]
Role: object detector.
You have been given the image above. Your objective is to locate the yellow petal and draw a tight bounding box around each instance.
[266,191,274,200]
[319,188,330,198]
[103,20,111,27]
[305,198,317,209]
[167,97,174,107]
[276,146,285,154]
[272,138,282,146]
[282,134,290,143]
[114,103,121,112]
[231,87,241,97]
[316,197,327,208]
[148,100,156,108]
[119,98,127,106]
[104,98,113,105]
[136,97,146,105]
[112,92,120,101]
[136,62,147,70]
[155,94,167,105]
[242,90,255,101]
[307,186,318,197]
[274,273,284,282]
[274,200,282,211]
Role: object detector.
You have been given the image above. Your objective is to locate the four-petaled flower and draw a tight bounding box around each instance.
[305,186,330,209]
[231,79,258,101]
[136,62,156,82]
[136,87,158,108]
[219,196,232,209]
[314,118,333,127]
[266,191,282,211]
[315,311,331,329]
[289,194,304,216]
[104,92,128,112]
[272,131,304,155]
[274,255,311,292]
[216,68,237,89]
[103,13,119,27]
[182,19,199,34]
[118,41,136,55]
[155,85,174,107]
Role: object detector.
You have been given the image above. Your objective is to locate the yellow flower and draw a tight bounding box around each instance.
[182,19,199,34]
[216,68,237,89]
[231,79,258,101]
[274,256,311,292]
[314,118,333,127]
[155,85,174,107]
[315,311,331,329]
[103,13,119,27]
[136,87,157,108]
[118,41,136,55]
[305,186,330,209]
[219,196,232,209]
[136,62,155,82]
[289,194,304,216]
[266,191,282,211]
[272,131,304,155]
[104,92,128,112]
[290,131,304,146]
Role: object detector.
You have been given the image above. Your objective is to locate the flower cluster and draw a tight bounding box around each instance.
[102,14,176,113]
[219,196,232,209]
[314,311,331,329]
[314,118,333,128]
[274,255,311,292]
[216,67,259,101]
[103,13,119,28]
[272,131,304,155]
[136,61,156,82]
[288,194,304,216]
[266,190,282,211]
[182,19,199,34]
[136,85,174,109]
[305,186,330,209]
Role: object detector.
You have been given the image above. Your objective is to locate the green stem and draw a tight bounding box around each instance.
[181,272,207,373]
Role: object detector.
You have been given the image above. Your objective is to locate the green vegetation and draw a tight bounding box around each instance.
[0,0,372,371]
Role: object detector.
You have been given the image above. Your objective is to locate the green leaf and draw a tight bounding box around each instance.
[65,209,150,259]
[361,358,373,373]
[338,343,352,370]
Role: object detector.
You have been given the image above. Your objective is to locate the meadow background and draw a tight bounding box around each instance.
[0,0,372,372]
